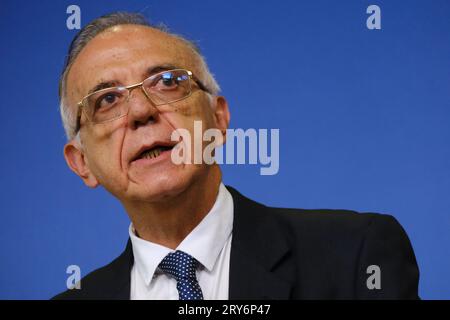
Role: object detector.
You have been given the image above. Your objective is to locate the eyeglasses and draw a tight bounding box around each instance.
[74,69,209,133]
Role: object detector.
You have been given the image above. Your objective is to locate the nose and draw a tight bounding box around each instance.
[127,86,159,129]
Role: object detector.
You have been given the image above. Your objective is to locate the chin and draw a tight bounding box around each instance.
[127,169,198,203]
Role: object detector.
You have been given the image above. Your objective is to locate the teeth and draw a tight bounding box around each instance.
[142,147,163,159]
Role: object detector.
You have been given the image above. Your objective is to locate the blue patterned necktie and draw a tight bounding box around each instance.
[158,250,204,300]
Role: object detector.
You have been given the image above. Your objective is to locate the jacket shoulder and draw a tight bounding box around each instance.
[275,207,419,298]
[274,206,399,232]
[265,202,411,251]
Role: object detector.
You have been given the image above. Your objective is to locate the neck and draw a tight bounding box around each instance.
[123,165,222,249]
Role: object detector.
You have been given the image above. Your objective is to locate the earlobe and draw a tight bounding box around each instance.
[63,142,99,188]
[213,96,230,144]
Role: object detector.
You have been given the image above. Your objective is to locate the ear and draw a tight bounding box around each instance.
[63,141,99,188]
[212,96,230,144]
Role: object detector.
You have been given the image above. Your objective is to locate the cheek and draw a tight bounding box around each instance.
[159,95,216,131]
[87,143,121,179]
[84,123,127,179]
[88,118,126,141]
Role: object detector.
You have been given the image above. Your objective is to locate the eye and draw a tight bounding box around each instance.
[94,91,123,111]
[155,72,180,90]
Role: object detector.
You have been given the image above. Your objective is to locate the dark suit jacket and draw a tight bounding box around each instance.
[53,186,419,299]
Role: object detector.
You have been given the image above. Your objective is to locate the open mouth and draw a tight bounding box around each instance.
[135,145,174,161]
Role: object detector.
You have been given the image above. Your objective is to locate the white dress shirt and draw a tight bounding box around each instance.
[129,183,234,300]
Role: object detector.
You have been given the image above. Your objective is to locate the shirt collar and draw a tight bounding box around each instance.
[129,183,234,286]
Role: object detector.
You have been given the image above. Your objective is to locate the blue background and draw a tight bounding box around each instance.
[0,0,449,299]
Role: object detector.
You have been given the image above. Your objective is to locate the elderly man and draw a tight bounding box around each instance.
[53,12,419,300]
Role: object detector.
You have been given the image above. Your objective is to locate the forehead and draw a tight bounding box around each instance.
[66,25,198,101]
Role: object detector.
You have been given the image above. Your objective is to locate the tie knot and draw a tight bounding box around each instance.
[158,250,200,281]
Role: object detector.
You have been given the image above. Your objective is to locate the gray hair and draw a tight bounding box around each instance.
[59,12,220,141]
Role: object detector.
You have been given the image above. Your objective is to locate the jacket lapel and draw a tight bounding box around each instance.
[105,239,133,299]
[227,186,293,299]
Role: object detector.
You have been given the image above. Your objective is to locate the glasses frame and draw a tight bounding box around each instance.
[74,68,209,134]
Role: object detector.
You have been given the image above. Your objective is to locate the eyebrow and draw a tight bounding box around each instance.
[86,64,181,95]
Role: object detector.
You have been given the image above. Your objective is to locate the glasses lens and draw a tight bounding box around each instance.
[85,87,129,123]
[143,70,191,105]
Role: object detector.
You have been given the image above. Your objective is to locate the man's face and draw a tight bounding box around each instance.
[64,25,228,203]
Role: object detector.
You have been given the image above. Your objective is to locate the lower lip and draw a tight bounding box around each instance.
[131,148,173,167]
